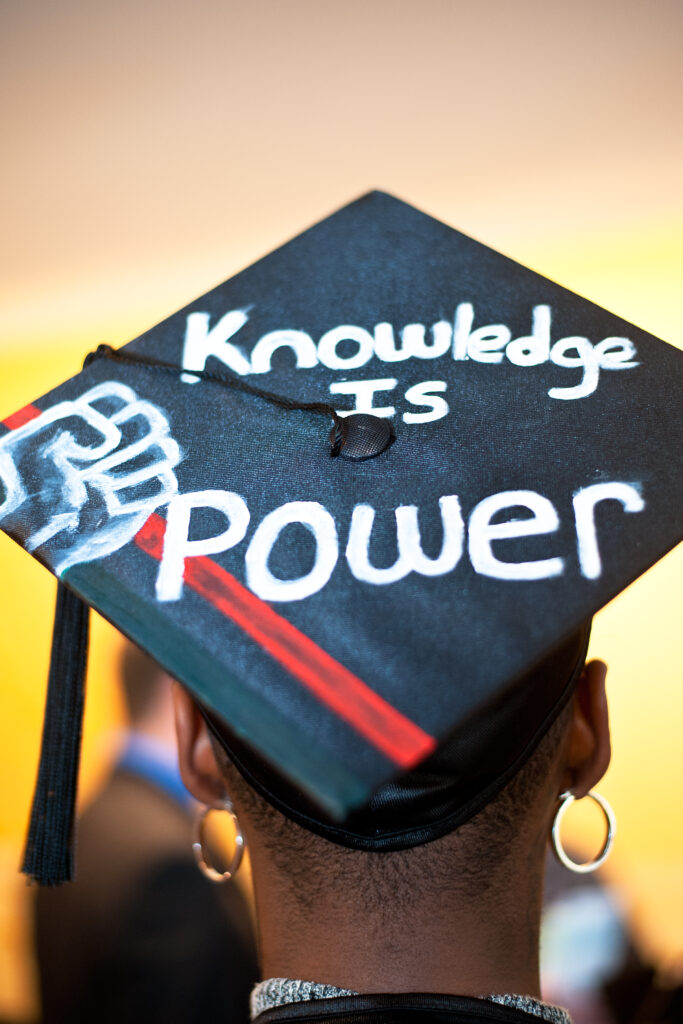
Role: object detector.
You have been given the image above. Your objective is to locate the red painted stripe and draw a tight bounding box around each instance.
[135,512,435,769]
[3,403,42,430]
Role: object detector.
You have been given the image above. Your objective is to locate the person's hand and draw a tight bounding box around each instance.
[0,380,180,574]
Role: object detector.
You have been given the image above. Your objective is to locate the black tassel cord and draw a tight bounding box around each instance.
[84,343,348,455]
[22,583,89,885]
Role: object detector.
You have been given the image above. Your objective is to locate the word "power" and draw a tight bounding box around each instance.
[156,481,644,604]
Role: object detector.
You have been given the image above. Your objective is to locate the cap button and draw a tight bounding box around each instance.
[331,413,394,461]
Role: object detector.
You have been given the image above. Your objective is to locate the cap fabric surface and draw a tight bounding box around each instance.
[1,191,681,872]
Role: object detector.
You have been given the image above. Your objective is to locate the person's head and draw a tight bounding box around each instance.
[173,644,611,928]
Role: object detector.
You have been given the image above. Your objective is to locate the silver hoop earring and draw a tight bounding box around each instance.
[192,798,245,883]
[551,790,616,874]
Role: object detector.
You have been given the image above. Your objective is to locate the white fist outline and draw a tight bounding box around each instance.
[0,381,181,574]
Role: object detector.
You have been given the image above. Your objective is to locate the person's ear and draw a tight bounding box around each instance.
[561,659,611,798]
[173,683,226,806]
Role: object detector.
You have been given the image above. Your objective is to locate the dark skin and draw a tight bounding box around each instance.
[174,660,611,1000]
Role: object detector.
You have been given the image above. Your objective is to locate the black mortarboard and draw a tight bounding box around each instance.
[2,191,681,882]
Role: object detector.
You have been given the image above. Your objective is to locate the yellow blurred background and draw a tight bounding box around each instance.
[1,1,681,1018]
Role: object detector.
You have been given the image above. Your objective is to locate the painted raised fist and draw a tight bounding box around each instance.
[0,381,181,574]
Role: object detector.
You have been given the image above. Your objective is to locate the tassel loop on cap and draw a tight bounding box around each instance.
[22,582,89,885]
[84,344,360,458]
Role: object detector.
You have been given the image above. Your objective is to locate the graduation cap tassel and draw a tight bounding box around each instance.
[22,582,90,885]
[84,344,350,456]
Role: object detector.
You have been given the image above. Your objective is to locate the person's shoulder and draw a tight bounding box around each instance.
[251,992,569,1023]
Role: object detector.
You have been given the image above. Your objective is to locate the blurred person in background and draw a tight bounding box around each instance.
[541,851,683,1024]
[542,849,632,1024]
[33,642,258,1024]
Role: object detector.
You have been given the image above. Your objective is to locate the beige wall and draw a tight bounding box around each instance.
[1,2,681,1017]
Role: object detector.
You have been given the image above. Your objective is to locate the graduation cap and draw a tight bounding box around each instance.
[2,191,681,884]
